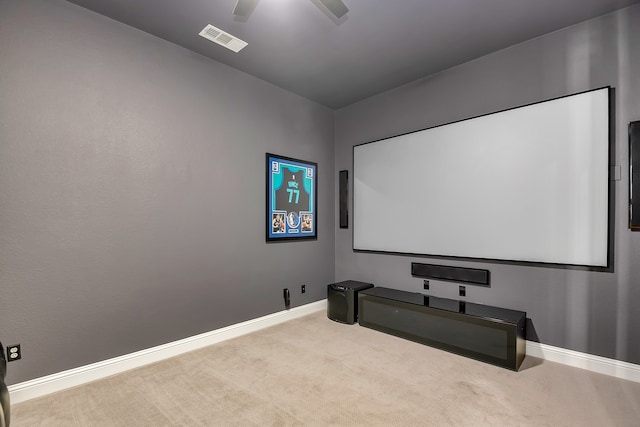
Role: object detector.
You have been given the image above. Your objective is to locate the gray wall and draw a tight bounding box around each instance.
[2,0,638,388]
[335,5,640,364]
[0,0,335,385]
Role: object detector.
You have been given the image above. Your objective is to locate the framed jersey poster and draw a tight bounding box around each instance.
[266,153,317,241]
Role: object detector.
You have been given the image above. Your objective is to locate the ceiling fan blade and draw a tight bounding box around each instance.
[316,0,348,19]
[233,0,260,17]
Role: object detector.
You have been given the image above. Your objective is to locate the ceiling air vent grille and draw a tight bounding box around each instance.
[198,24,247,53]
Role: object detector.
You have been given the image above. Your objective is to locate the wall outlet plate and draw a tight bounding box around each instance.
[7,344,21,361]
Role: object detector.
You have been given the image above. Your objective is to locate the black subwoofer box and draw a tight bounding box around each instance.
[327,280,374,324]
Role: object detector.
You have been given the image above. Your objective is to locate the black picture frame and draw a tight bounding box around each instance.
[266,153,317,242]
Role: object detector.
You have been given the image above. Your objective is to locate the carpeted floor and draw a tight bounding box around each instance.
[11,310,640,426]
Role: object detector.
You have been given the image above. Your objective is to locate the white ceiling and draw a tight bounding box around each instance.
[65,0,640,109]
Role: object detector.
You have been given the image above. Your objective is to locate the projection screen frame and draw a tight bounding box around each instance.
[352,87,613,271]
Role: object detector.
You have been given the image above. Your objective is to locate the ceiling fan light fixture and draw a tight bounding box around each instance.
[198,24,247,53]
[317,0,349,19]
[233,0,259,17]
[234,0,348,21]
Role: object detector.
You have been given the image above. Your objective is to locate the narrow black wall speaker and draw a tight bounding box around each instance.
[411,262,490,286]
[339,170,348,229]
[630,121,640,230]
[327,280,373,324]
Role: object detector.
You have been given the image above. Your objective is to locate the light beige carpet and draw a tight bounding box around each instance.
[11,310,640,426]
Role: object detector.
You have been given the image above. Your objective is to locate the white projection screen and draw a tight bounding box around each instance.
[353,87,611,268]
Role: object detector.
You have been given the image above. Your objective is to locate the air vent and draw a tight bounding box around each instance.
[198,24,247,53]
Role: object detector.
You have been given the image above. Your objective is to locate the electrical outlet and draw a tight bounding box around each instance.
[301,284,306,294]
[423,280,429,290]
[7,344,21,361]
[459,286,466,297]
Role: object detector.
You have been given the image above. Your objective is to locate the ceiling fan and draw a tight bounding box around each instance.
[233,0,349,21]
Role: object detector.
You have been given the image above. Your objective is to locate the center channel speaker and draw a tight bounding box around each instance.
[327,280,374,324]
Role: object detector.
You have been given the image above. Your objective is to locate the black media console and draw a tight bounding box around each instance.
[358,287,526,370]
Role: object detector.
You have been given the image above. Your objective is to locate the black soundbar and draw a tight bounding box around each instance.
[411,262,490,286]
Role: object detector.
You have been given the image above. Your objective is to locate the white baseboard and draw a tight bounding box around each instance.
[526,341,640,383]
[8,300,327,404]
[9,301,640,404]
